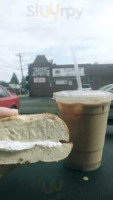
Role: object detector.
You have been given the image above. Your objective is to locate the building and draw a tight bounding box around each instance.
[28,55,84,97]
[52,64,84,92]
[83,64,113,89]
[28,55,113,97]
[29,55,53,96]
[9,83,20,89]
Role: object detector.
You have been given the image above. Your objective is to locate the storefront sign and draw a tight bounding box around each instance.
[33,67,50,76]
[34,77,46,83]
[53,67,84,77]
[55,80,68,85]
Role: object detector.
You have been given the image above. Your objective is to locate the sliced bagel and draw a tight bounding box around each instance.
[0,114,73,165]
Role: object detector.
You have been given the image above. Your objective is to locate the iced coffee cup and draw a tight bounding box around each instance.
[53,90,112,171]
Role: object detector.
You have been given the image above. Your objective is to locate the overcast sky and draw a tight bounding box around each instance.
[0,0,113,82]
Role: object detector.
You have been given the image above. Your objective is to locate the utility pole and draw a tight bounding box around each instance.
[16,53,25,88]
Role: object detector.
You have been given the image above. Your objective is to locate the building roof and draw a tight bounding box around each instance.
[52,64,73,68]
[52,63,113,68]
[33,55,49,65]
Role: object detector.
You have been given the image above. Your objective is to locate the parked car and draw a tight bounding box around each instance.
[21,88,28,94]
[98,84,113,121]
[82,84,92,91]
[99,84,113,93]
[6,87,28,95]
[77,84,92,91]
[0,85,19,109]
[6,87,21,95]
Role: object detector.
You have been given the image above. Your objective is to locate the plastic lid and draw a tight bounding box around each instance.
[53,90,113,103]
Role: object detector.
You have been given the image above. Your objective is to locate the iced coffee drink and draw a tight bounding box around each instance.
[53,91,112,171]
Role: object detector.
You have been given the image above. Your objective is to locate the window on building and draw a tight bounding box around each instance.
[55,80,68,85]
[88,76,95,83]
[68,80,73,85]
[55,70,60,74]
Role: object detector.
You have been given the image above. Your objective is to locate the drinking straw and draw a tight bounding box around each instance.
[70,46,82,91]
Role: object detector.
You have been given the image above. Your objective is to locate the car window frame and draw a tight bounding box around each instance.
[0,87,10,98]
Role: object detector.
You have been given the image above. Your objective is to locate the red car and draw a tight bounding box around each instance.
[0,85,19,109]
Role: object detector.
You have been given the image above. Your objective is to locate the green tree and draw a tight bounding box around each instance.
[0,81,9,87]
[10,73,19,84]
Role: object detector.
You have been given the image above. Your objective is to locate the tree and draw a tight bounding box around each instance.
[0,81,9,87]
[10,73,19,84]
[21,76,29,89]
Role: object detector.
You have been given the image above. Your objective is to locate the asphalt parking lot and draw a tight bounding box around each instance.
[19,95,58,115]
[19,95,113,137]
[19,94,113,119]
[19,94,113,130]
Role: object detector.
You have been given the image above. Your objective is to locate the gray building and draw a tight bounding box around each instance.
[28,55,113,97]
[83,64,113,89]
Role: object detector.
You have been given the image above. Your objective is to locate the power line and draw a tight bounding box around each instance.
[0,58,16,69]
[0,66,19,73]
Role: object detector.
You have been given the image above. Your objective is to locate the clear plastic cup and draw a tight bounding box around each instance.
[53,90,112,171]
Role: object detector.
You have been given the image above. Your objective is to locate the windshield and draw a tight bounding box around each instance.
[82,85,90,88]
[99,85,113,91]
[0,2,113,197]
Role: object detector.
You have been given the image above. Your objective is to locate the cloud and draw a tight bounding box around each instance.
[0,0,113,81]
